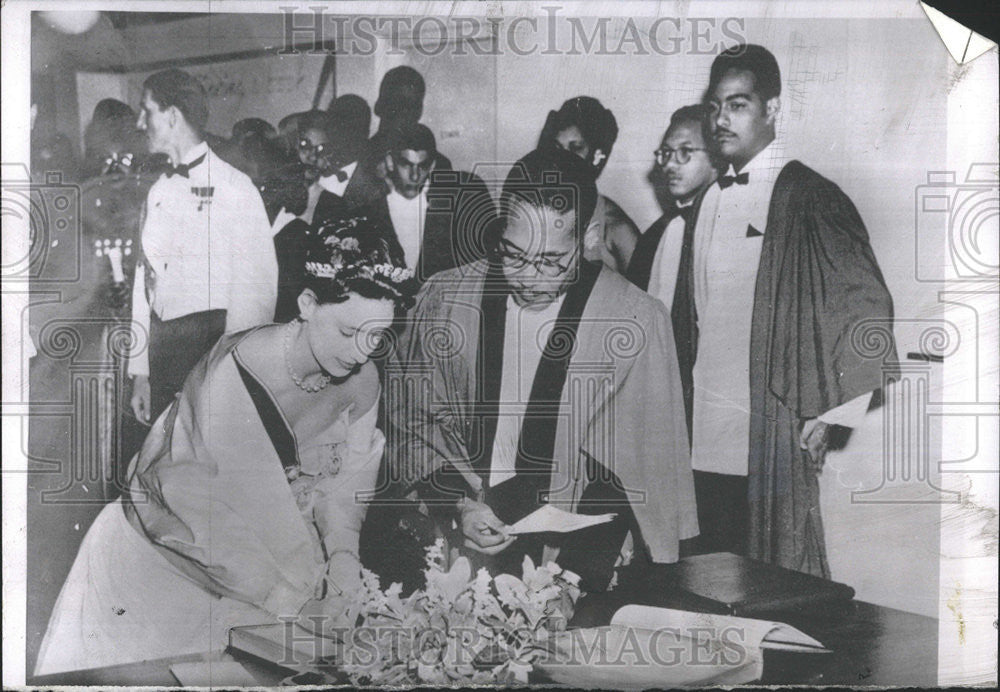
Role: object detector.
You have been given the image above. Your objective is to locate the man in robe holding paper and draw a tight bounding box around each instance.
[383,147,698,591]
[676,45,897,575]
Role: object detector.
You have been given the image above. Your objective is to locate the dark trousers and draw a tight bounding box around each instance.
[148,310,226,420]
[683,470,749,556]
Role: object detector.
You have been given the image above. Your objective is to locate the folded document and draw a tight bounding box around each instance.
[508,504,616,534]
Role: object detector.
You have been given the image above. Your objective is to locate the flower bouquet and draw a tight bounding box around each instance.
[341,540,581,685]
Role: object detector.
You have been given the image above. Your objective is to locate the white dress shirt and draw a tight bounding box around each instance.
[386,185,429,270]
[317,160,358,198]
[690,142,870,475]
[128,141,278,377]
[647,200,695,309]
[489,294,566,488]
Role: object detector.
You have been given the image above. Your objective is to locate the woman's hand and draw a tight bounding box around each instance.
[458,498,516,555]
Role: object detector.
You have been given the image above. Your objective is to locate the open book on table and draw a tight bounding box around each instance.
[538,604,829,687]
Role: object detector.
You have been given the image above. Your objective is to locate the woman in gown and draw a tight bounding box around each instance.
[537,97,640,274]
[35,218,416,675]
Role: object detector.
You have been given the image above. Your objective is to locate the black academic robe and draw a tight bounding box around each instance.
[359,170,498,284]
[385,258,698,590]
[626,194,703,440]
[740,161,896,577]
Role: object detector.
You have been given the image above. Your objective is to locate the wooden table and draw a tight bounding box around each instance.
[30,569,937,687]
[569,565,939,687]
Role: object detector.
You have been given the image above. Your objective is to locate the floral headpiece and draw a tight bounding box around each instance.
[304,216,414,286]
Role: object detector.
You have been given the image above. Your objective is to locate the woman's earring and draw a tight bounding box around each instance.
[592,150,607,167]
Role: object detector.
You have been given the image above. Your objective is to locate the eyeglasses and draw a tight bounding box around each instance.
[494,242,579,277]
[654,146,707,166]
[102,152,134,175]
[298,139,330,157]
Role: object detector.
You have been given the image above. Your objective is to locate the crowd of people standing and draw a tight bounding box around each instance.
[32,43,896,675]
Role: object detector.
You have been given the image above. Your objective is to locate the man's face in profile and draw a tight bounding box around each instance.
[136,89,172,157]
[386,148,435,199]
[498,199,580,309]
[658,120,717,203]
[708,68,778,170]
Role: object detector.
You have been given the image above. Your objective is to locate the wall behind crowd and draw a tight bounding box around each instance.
[79,15,947,349]
[71,11,952,616]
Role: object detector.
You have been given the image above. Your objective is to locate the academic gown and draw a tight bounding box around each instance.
[626,193,704,440]
[671,161,896,577]
[385,258,699,570]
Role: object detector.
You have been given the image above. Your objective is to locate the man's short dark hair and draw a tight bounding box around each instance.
[142,69,209,133]
[708,44,782,101]
[231,117,275,144]
[297,110,332,138]
[329,94,371,140]
[500,147,599,237]
[388,122,436,155]
[666,104,725,172]
[374,66,426,120]
[668,104,713,148]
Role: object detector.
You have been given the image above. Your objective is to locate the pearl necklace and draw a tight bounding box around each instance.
[284,321,331,393]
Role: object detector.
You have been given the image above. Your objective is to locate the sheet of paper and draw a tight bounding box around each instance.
[169,660,259,687]
[611,605,829,653]
[507,504,616,535]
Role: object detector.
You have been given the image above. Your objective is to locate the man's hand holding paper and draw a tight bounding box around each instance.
[507,504,617,535]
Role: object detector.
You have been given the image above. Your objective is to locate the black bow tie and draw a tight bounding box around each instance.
[332,168,349,183]
[718,171,749,189]
[674,204,694,223]
[166,153,206,178]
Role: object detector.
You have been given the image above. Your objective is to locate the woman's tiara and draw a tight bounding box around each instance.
[305,218,414,285]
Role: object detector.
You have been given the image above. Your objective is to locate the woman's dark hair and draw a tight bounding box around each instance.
[302,216,416,311]
[538,96,619,175]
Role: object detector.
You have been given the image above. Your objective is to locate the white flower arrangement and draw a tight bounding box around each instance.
[339,540,581,686]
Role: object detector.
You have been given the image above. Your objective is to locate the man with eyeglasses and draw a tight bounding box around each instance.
[311,97,385,228]
[628,104,720,438]
[359,122,496,284]
[383,146,698,592]
[675,45,896,575]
